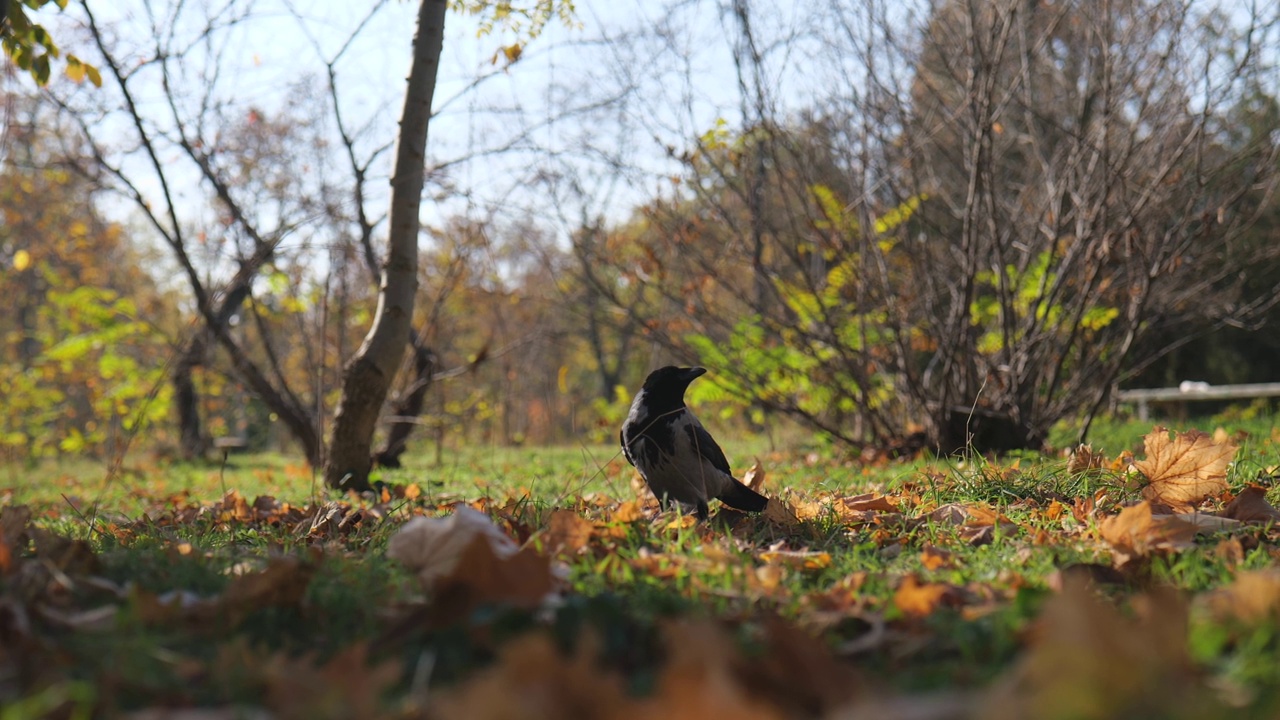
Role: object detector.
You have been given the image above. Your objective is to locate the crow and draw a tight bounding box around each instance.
[620,366,768,519]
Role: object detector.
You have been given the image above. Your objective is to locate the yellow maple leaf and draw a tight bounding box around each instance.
[1134,427,1236,510]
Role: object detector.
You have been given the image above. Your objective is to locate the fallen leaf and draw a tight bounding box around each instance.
[1198,569,1280,623]
[1134,427,1236,510]
[893,576,957,618]
[264,643,401,720]
[432,535,556,619]
[635,620,785,720]
[428,632,629,719]
[610,501,644,524]
[920,545,956,570]
[842,494,900,513]
[1067,444,1108,475]
[30,527,99,576]
[1213,537,1244,566]
[761,499,801,528]
[743,459,767,492]
[736,616,863,716]
[1097,502,1198,566]
[541,509,594,557]
[982,579,1218,720]
[1220,485,1280,524]
[0,505,31,550]
[216,556,315,620]
[386,506,519,589]
[757,549,831,570]
[928,504,969,525]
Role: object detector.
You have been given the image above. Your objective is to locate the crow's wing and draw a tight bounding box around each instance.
[683,419,731,476]
[620,428,635,467]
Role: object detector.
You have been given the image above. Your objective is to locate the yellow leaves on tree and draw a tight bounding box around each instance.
[1134,427,1236,510]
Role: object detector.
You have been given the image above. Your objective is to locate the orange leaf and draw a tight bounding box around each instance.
[842,493,899,513]
[1097,502,1198,566]
[1134,427,1235,510]
[542,509,594,557]
[893,575,956,618]
[920,545,956,570]
[611,500,644,524]
[743,459,767,492]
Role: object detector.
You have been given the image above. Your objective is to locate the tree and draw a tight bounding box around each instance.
[571,0,1280,454]
[1,0,99,86]
[324,0,446,491]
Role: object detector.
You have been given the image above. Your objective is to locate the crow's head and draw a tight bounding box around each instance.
[639,366,706,408]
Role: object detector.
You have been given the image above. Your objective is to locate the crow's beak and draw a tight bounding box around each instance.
[682,367,707,382]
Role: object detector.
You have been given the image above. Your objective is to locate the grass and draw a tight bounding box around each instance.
[4,412,1280,717]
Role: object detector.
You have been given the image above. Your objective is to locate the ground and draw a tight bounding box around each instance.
[3,413,1280,718]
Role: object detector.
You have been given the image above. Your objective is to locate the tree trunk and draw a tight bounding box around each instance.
[324,0,445,491]
[173,334,208,460]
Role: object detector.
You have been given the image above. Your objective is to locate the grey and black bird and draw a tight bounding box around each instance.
[620,366,768,520]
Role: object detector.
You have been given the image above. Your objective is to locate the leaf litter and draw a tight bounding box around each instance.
[4,424,1280,716]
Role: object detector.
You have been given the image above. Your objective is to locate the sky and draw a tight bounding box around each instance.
[25,0,1275,278]
[19,0,839,250]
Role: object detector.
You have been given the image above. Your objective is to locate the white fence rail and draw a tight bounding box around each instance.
[1115,382,1280,420]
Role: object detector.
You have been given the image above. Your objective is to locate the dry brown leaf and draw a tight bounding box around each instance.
[1221,485,1280,524]
[761,499,801,528]
[1134,427,1236,510]
[429,632,629,719]
[927,504,969,525]
[981,578,1218,720]
[1067,444,1108,475]
[743,459,767,492]
[1198,569,1280,623]
[386,507,519,590]
[735,616,863,716]
[842,493,900,513]
[217,556,315,618]
[893,576,957,618]
[611,501,644,524]
[920,545,956,570]
[264,642,401,720]
[634,620,785,720]
[0,505,31,551]
[439,535,556,612]
[542,509,594,557]
[1097,502,1198,566]
[29,527,99,576]
[1213,536,1244,567]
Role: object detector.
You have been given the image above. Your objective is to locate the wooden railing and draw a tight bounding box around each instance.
[1116,382,1280,420]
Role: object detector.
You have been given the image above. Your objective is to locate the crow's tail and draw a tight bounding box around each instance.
[717,479,768,512]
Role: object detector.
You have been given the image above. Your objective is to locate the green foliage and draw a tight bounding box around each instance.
[967,250,1119,356]
[683,193,927,433]
[2,0,101,86]
[0,277,172,459]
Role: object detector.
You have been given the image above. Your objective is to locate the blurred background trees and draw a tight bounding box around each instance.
[2,0,1279,466]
